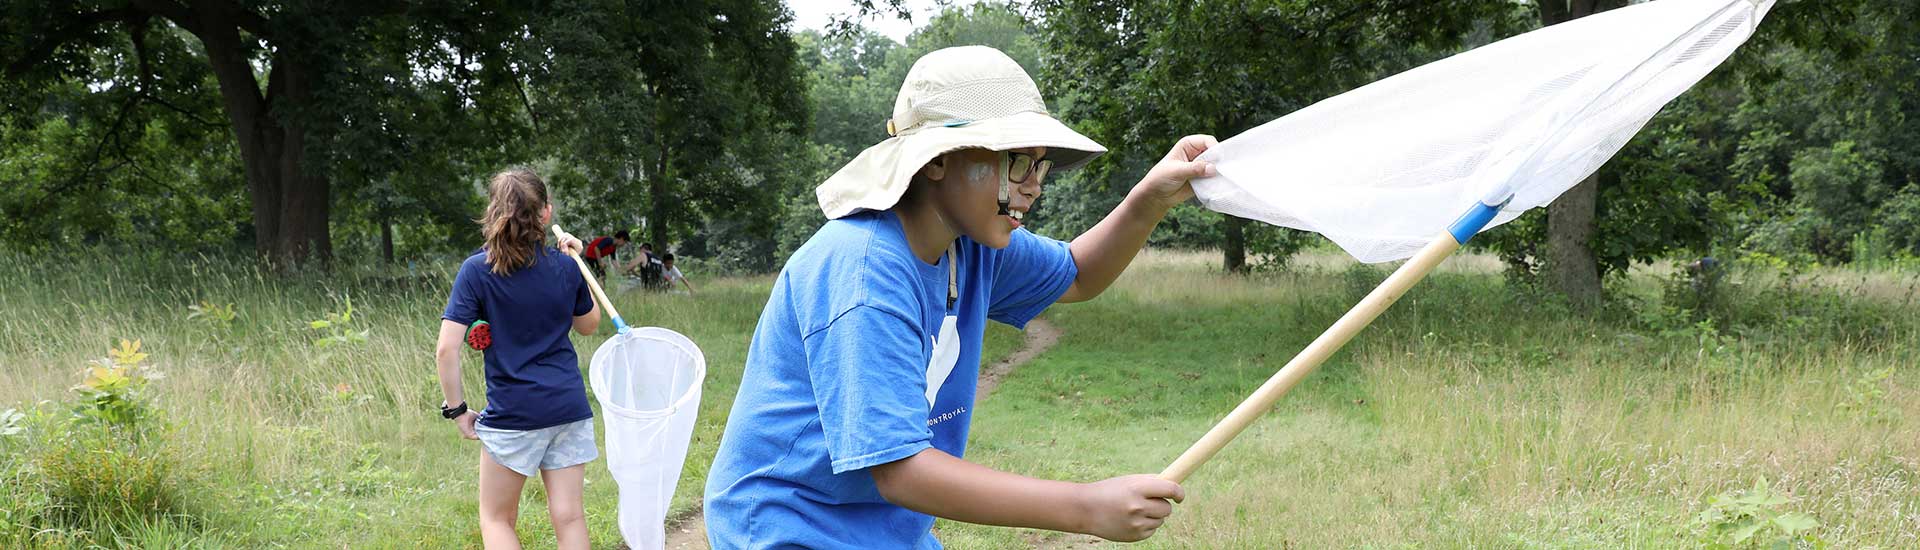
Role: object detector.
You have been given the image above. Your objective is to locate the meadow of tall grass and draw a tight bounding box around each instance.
[1,248,1913,548]
[0,251,775,548]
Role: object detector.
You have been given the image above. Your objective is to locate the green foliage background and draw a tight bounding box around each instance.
[5,1,1918,274]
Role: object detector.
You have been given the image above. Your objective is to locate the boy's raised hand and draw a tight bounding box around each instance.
[1079,474,1186,542]
[1131,134,1219,212]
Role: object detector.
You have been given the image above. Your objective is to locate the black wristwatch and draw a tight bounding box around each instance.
[440,401,468,419]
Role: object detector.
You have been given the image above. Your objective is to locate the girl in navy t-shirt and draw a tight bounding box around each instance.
[433,167,601,549]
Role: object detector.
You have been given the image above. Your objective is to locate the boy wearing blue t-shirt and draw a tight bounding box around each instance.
[704,46,1219,547]
[435,168,601,550]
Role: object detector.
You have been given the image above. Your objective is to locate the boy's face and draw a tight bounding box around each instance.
[926,146,1047,249]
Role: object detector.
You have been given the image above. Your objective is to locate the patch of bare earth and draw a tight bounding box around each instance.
[978,317,1061,398]
[658,503,706,549]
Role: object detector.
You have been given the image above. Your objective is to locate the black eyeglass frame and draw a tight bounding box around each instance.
[1003,152,1053,185]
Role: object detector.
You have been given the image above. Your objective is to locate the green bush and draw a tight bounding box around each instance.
[185,300,238,330]
[1690,478,1822,549]
[1837,367,1899,424]
[1872,187,1920,256]
[309,296,369,349]
[1,340,195,546]
[1788,141,1888,261]
[1739,210,1822,267]
[1658,258,1732,326]
[35,421,183,527]
[72,340,163,429]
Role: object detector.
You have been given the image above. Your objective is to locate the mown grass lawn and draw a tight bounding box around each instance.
[940,251,1919,548]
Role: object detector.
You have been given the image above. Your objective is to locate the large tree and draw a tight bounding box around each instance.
[797,26,901,165]
[527,0,808,261]
[2,1,535,265]
[1031,0,1522,272]
[1477,0,1883,307]
[1532,0,1627,308]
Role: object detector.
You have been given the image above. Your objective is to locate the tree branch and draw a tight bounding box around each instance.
[509,63,544,133]
[115,149,187,196]
[196,0,273,39]
[139,92,224,129]
[130,17,157,92]
[264,62,285,112]
[3,6,145,78]
[27,95,140,213]
[64,94,145,195]
[127,0,199,34]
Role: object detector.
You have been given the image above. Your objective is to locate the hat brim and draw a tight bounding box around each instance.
[816,111,1107,220]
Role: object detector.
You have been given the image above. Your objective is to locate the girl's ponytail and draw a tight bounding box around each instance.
[480,168,550,274]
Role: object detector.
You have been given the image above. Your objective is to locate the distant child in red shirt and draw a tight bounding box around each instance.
[580,230,630,278]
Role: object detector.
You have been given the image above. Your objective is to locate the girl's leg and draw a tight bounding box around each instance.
[540,464,589,550]
[479,450,528,550]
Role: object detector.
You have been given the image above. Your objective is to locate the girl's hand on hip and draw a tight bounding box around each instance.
[1131,134,1218,212]
[456,410,480,440]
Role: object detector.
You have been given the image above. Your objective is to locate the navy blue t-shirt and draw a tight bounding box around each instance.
[442,247,596,430]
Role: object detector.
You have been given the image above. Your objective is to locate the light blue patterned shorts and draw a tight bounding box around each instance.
[475,418,599,477]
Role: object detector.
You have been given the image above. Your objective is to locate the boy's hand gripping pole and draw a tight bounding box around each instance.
[553,224,631,335]
[1159,200,1503,484]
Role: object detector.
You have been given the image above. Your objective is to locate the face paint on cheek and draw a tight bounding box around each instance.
[966,163,993,183]
[961,159,1011,217]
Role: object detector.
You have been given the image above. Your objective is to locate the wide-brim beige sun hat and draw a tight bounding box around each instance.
[815,45,1107,219]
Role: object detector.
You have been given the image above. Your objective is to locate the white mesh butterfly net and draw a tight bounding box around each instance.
[591,327,706,550]
[1192,0,1775,262]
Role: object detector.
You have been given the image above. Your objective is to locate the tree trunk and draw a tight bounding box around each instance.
[380,218,395,264]
[1216,113,1256,274]
[1539,0,1622,26]
[270,63,332,266]
[182,9,331,267]
[1537,0,1621,309]
[649,140,672,251]
[1221,215,1247,273]
[1546,173,1602,308]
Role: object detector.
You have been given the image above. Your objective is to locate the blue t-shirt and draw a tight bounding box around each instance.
[442,248,596,431]
[704,210,1078,549]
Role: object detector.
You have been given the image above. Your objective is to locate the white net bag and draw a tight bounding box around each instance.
[591,327,706,550]
[1192,0,1775,262]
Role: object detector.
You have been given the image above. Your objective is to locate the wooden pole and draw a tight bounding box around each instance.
[1159,233,1461,483]
[552,224,628,331]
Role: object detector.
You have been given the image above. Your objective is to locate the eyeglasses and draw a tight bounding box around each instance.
[1004,152,1052,184]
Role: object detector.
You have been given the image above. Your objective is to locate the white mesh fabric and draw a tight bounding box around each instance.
[1192,0,1774,263]
[590,327,706,550]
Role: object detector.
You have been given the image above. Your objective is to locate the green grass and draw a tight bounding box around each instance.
[0,253,780,549]
[2,249,1916,548]
[935,251,1920,548]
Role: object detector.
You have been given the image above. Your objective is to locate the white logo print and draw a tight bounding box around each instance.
[924,315,961,407]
